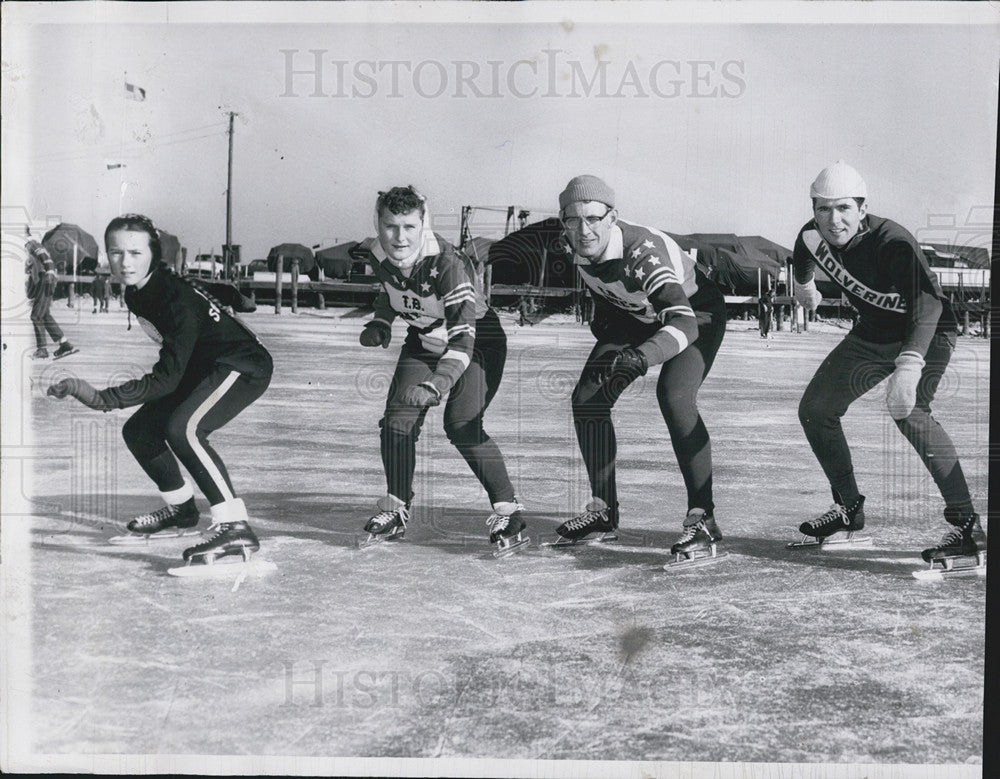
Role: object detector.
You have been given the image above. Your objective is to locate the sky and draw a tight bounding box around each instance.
[3,3,998,264]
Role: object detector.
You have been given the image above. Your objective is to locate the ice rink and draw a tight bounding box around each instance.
[4,303,989,773]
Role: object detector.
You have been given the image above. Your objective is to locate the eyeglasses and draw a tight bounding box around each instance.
[561,209,612,231]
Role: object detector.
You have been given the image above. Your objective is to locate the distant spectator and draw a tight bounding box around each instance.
[25,229,76,360]
[91,272,111,313]
[758,285,774,338]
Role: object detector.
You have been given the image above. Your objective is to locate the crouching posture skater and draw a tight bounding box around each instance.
[48,214,274,572]
[553,175,727,569]
[356,186,527,557]
[789,161,985,578]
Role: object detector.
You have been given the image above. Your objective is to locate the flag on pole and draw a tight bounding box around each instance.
[125,82,146,101]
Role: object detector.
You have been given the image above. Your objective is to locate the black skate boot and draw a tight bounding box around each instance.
[552,500,619,545]
[487,501,529,558]
[669,509,724,557]
[182,521,260,564]
[110,498,200,544]
[916,511,987,579]
[53,341,78,359]
[790,493,870,548]
[361,497,410,547]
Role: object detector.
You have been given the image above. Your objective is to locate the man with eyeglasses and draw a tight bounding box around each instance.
[553,175,728,567]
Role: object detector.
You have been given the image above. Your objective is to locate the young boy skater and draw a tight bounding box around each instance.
[356,186,526,556]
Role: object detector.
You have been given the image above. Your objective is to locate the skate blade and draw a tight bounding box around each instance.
[493,536,531,559]
[168,557,276,579]
[786,533,873,550]
[912,553,987,582]
[357,530,405,549]
[109,529,200,546]
[663,551,730,572]
[539,532,619,548]
[52,349,80,360]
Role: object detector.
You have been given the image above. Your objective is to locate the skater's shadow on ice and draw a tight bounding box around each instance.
[724,535,924,577]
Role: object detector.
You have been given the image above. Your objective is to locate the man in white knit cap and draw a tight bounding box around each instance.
[790,160,984,572]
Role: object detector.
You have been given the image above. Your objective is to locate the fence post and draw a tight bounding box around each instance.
[274,255,284,314]
[290,258,300,314]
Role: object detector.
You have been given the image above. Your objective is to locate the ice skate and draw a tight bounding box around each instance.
[541,500,619,547]
[359,496,410,548]
[109,497,200,545]
[913,512,987,581]
[30,347,49,360]
[52,341,79,360]
[787,493,871,549]
[487,501,530,558]
[664,509,729,571]
[169,520,262,574]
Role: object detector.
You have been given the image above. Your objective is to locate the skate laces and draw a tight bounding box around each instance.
[132,504,177,527]
[937,527,964,547]
[486,503,523,533]
[805,504,848,530]
[564,508,606,532]
[370,508,407,531]
[675,522,702,544]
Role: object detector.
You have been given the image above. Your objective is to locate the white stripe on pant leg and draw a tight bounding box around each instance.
[185,371,241,503]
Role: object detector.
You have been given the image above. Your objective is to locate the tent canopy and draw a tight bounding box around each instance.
[488,217,574,287]
[462,235,496,266]
[315,241,362,279]
[158,229,182,270]
[42,223,99,272]
[267,243,316,274]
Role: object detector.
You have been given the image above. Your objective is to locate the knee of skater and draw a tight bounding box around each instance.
[444,420,485,447]
[380,415,419,440]
[798,396,825,427]
[164,419,194,451]
[121,416,146,447]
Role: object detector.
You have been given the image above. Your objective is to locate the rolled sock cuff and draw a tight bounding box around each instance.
[210,498,248,524]
[160,482,194,506]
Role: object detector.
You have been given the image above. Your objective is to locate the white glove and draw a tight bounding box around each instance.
[793,277,823,312]
[886,352,925,420]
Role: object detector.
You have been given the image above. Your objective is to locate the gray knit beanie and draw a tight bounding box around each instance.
[559,175,615,210]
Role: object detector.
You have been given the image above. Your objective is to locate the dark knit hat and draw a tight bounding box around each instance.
[559,175,615,210]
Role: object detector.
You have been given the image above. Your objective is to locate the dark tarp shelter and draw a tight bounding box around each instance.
[42,223,99,274]
[487,218,575,287]
[267,243,316,275]
[462,236,496,267]
[158,230,182,272]
[685,233,784,295]
[315,242,361,279]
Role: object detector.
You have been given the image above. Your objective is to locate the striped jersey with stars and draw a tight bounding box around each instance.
[365,231,488,379]
[575,219,702,364]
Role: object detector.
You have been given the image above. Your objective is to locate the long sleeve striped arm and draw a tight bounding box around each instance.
[427,256,477,394]
[632,239,698,365]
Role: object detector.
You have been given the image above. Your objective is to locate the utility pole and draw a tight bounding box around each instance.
[225,110,235,278]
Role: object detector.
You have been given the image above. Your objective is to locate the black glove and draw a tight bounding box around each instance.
[589,315,612,341]
[47,378,111,411]
[600,347,649,386]
[400,382,441,408]
[360,321,391,348]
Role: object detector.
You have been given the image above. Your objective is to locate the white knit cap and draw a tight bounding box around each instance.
[809,160,867,199]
